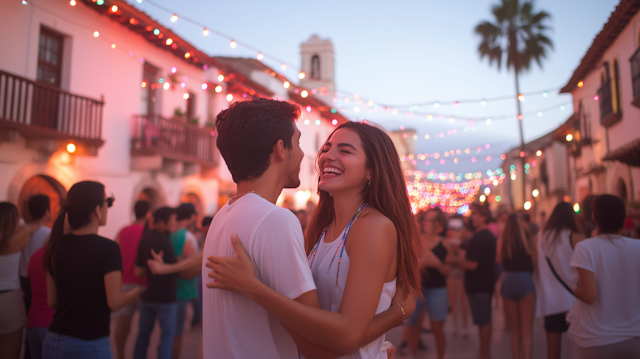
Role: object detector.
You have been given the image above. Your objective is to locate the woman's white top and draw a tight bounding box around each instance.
[0,252,21,291]
[533,228,577,317]
[567,235,640,348]
[308,228,396,359]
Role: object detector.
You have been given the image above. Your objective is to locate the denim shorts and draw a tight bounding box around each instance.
[468,292,492,325]
[500,271,535,300]
[405,287,449,326]
[42,332,113,359]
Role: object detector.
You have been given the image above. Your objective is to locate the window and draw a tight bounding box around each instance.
[186,92,196,122]
[141,62,158,116]
[612,59,621,113]
[37,28,63,87]
[311,55,320,80]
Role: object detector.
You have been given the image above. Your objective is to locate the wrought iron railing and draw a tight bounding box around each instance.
[131,115,217,166]
[0,70,103,143]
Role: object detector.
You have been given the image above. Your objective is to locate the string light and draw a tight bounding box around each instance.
[298,72,305,79]
[203,28,209,36]
[301,90,309,98]
[257,53,264,61]
[283,81,290,89]
[532,189,539,197]
[110,5,118,12]
[183,93,190,99]
[170,14,178,22]
[184,52,191,59]
[70,0,76,6]
[217,74,224,82]
[226,94,233,101]
[22,0,28,4]
[171,66,177,73]
[536,150,542,156]
[66,143,76,153]
[230,40,236,48]
[524,201,532,210]
[163,82,170,90]
[96,0,104,5]
[201,83,208,90]
[165,38,173,45]
[111,43,116,49]
[93,31,100,37]
[566,134,573,142]
[518,94,525,102]
[215,85,222,93]
[577,81,584,87]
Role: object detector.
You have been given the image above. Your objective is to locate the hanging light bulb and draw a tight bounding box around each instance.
[301,90,309,98]
[170,14,178,22]
[165,38,173,46]
[518,94,525,102]
[215,85,222,93]
[230,40,237,48]
[110,5,118,12]
[70,0,76,5]
[298,72,305,79]
[281,63,287,70]
[93,31,100,37]
[283,81,290,89]
[202,28,209,36]
[226,94,233,101]
[256,53,264,61]
[96,0,104,4]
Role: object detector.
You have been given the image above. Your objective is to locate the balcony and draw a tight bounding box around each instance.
[131,115,218,176]
[0,70,104,153]
[597,79,621,127]
[630,47,640,108]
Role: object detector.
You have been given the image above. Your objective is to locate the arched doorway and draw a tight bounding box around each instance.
[617,178,628,201]
[17,175,67,227]
[137,187,163,212]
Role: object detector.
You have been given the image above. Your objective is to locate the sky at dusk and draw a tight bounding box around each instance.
[126,0,620,177]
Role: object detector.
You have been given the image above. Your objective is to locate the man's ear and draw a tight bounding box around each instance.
[272,139,286,162]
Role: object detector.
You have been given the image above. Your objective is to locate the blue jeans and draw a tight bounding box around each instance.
[42,332,113,359]
[134,301,177,359]
[27,327,49,359]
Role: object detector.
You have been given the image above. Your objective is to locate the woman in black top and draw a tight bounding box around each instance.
[43,181,143,359]
[497,213,536,359]
[401,208,451,359]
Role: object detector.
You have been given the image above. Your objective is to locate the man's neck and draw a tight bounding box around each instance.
[30,219,47,229]
[235,171,285,204]
[134,218,146,226]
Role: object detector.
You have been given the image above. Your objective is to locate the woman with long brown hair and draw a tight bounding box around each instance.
[205,121,421,357]
[497,213,536,359]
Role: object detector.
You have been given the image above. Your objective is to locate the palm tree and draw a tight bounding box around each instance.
[475,0,553,208]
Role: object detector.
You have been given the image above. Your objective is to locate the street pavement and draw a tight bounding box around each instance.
[111,300,573,359]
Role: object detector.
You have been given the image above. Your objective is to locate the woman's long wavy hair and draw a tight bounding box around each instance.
[500,213,532,261]
[44,181,106,278]
[304,122,421,298]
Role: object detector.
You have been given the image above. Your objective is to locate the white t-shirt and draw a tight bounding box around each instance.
[567,235,640,348]
[202,194,316,359]
[19,225,51,277]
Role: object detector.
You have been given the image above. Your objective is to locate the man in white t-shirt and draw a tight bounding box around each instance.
[203,99,409,359]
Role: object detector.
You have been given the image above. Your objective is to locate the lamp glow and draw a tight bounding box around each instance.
[170,14,178,22]
[566,134,573,142]
[214,85,222,93]
[298,72,305,79]
[66,143,76,153]
[226,94,233,101]
[532,189,539,197]
[524,201,532,210]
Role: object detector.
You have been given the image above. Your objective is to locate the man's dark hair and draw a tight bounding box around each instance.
[176,203,196,221]
[201,216,213,227]
[471,203,492,224]
[134,200,150,220]
[592,194,626,234]
[215,98,301,183]
[28,195,50,221]
[153,207,176,224]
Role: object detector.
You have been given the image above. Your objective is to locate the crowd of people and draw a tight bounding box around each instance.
[0,186,210,359]
[388,196,640,359]
[0,97,638,359]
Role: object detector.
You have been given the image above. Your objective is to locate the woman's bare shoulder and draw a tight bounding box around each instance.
[351,210,396,242]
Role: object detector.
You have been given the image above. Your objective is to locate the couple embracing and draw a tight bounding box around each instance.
[203,99,421,359]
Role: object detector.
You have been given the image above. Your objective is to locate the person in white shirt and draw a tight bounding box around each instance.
[567,194,640,359]
[206,109,422,359]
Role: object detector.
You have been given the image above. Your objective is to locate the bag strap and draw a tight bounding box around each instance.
[545,256,574,296]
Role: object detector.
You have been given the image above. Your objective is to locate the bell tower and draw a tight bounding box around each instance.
[300,34,335,102]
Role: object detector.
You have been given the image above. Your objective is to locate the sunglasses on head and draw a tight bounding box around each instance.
[103,194,115,208]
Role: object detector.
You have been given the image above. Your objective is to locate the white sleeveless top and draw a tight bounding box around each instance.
[308,228,396,359]
[533,229,577,317]
[0,252,21,291]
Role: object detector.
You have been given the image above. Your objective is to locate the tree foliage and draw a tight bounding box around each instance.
[475,0,553,73]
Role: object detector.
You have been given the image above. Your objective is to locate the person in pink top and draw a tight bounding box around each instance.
[26,246,55,359]
[114,200,150,359]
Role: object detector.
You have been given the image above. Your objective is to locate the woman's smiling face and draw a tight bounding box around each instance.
[318,128,371,195]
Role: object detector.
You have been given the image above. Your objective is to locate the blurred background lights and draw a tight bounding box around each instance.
[301,90,309,98]
[226,94,233,101]
[93,31,100,37]
[484,187,490,195]
[331,119,338,125]
[170,14,178,22]
[110,5,118,12]
[524,201,532,210]
[479,195,486,202]
[566,134,573,141]
[217,74,224,82]
[66,143,76,153]
[283,81,290,88]
[257,53,264,60]
[214,85,222,93]
[162,82,170,90]
[315,120,321,126]
[201,83,208,90]
[182,93,190,100]
[298,72,305,79]
[171,67,177,73]
[532,189,540,197]
[518,94,525,101]
[230,40,236,48]
[536,150,542,156]
[203,28,209,36]
[573,203,581,213]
